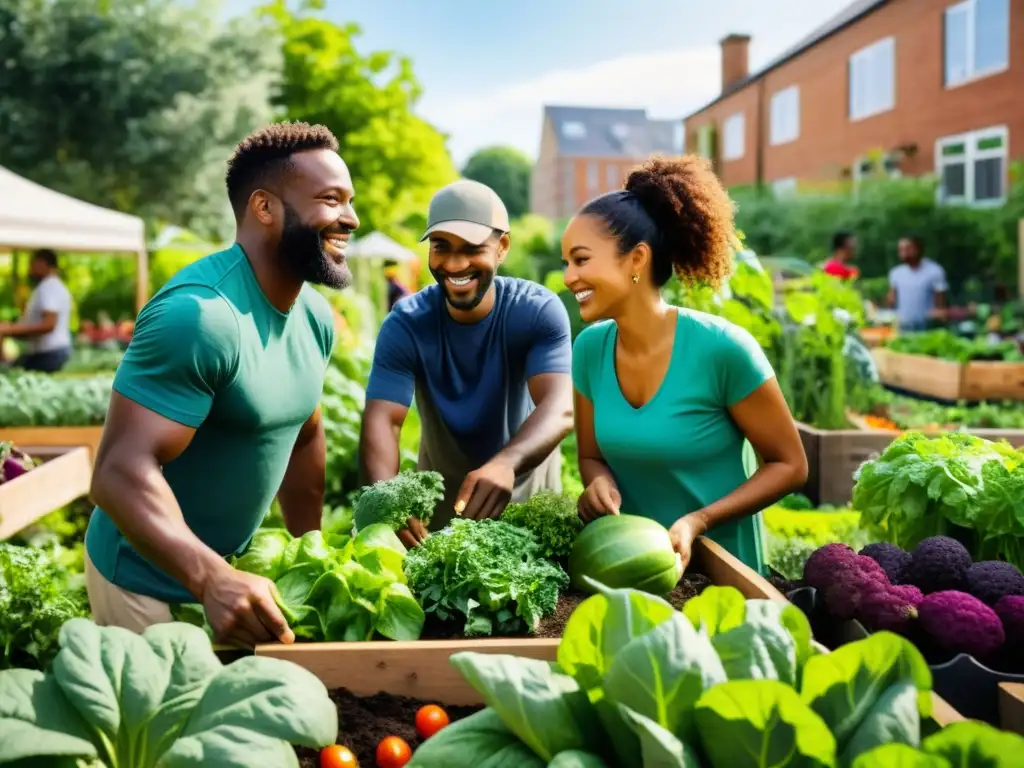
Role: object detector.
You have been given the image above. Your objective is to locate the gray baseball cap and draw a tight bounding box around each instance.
[420,179,510,245]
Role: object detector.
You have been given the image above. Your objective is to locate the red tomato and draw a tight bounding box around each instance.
[320,745,359,768]
[375,736,412,768]
[415,704,450,739]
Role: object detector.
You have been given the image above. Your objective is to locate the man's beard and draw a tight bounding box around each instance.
[430,266,495,311]
[278,205,352,290]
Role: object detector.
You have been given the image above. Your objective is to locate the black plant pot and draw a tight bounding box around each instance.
[785,586,1024,725]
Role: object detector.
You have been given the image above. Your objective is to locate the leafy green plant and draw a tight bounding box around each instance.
[0,543,90,670]
[404,518,568,636]
[501,491,582,560]
[411,582,996,767]
[226,526,424,642]
[353,470,445,533]
[887,329,1023,362]
[0,371,112,426]
[0,618,337,767]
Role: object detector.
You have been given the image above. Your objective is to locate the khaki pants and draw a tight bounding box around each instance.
[85,551,173,633]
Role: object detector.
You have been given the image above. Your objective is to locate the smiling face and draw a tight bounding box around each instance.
[561,214,647,323]
[272,148,359,289]
[427,229,509,315]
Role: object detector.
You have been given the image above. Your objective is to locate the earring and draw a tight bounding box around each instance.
[631,273,640,284]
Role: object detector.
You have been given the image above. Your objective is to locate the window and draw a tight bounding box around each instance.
[586,161,598,191]
[936,126,1008,205]
[849,37,895,120]
[561,121,587,139]
[945,0,1009,87]
[770,86,800,145]
[606,163,619,189]
[771,177,798,198]
[722,112,745,160]
[610,123,630,140]
[562,165,575,211]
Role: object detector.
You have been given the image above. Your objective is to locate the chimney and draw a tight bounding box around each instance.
[720,34,751,91]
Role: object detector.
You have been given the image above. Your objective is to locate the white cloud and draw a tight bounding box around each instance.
[418,46,722,166]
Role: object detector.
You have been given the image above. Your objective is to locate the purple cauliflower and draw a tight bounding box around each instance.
[820,555,890,621]
[995,595,1024,648]
[907,536,973,594]
[858,583,924,636]
[965,561,1024,606]
[0,442,33,485]
[918,590,1005,659]
[803,543,859,591]
[859,542,913,585]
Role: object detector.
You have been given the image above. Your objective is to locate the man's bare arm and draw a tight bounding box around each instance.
[493,373,574,474]
[90,392,234,599]
[0,310,57,338]
[277,405,326,536]
[359,399,409,485]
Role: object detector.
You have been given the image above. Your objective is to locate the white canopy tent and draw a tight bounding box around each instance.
[345,232,419,328]
[0,166,149,312]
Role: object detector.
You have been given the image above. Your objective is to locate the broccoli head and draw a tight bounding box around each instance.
[906,536,972,594]
[995,595,1024,648]
[857,583,923,636]
[803,543,858,591]
[859,542,912,585]
[820,555,889,621]
[353,470,445,533]
[965,561,1024,606]
[918,590,1005,659]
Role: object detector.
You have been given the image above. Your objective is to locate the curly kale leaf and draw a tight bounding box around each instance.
[405,518,568,636]
[353,470,445,533]
[501,491,582,560]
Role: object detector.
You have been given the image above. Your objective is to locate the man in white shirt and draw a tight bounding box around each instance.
[0,249,73,372]
[887,236,948,332]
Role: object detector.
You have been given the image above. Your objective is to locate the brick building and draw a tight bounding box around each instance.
[684,0,1019,206]
[530,106,683,219]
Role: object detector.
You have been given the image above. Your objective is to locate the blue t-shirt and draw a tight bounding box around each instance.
[367,277,572,460]
[572,308,773,571]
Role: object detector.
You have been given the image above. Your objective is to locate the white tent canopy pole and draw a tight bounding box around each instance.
[0,165,149,311]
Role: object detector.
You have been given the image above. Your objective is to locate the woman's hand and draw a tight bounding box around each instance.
[578,475,621,522]
[668,513,707,570]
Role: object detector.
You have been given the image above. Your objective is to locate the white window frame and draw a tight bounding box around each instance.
[561,121,587,139]
[771,177,798,198]
[722,112,745,161]
[849,37,896,121]
[769,86,800,146]
[935,124,1009,207]
[944,0,1010,88]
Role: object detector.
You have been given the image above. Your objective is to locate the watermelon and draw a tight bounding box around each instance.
[568,514,683,595]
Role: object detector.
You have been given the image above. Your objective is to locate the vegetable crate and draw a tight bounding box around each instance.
[0,426,104,459]
[0,446,92,540]
[873,349,1024,402]
[796,422,894,506]
[252,537,786,704]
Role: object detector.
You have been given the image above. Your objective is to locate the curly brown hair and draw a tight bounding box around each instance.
[578,154,737,289]
[225,121,339,216]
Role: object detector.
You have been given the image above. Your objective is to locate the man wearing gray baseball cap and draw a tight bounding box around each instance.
[359,179,573,546]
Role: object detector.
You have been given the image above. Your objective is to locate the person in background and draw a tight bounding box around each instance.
[0,249,73,372]
[360,180,574,547]
[822,231,859,280]
[562,156,808,573]
[86,122,355,645]
[887,235,947,331]
[385,259,410,311]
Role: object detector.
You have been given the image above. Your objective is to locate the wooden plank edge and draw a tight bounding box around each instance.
[692,535,787,602]
[0,446,92,540]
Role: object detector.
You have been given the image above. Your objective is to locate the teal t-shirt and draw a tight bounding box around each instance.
[571,308,773,572]
[85,244,336,603]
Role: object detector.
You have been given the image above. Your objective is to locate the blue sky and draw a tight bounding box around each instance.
[227,0,854,165]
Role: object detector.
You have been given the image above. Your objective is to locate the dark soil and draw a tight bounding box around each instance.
[419,573,713,640]
[296,688,481,767]
[767,571,801,596]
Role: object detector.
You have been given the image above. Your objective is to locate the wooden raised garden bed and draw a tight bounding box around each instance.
[0,446,92,540]
[255,536,785,704]
[873,348,1024,402]
[0,426,104,459]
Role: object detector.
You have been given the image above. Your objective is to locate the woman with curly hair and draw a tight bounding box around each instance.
[562,156,808,572]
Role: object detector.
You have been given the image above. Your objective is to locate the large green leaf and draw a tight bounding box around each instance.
[547,750,610,767]
[0,669,97,762]
[694,680,836,768]
[922,720,1024,766]
[449,653,597,761]
[409,708,545,767]
[617,705,702,767]
[603,613,725,739]
[851,744,948,767]
[840,681,921,765]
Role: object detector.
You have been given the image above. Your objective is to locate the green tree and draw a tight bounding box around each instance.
[462,146,532,219]
[263,0,457,242]
[0,0,279,240]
